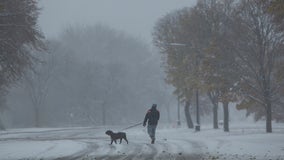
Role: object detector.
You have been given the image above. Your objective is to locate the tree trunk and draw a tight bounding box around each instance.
[196,89,200,125]
[34,106,40,127]
[207,92,219,129]
[184,100,194,128]
[213,104,218,129]
[0,117,5,130]
[266,100,272,133]
[177,97,181,126]
[223,101,229,132]
[102,102,106,125]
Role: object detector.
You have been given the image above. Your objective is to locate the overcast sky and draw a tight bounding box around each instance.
[39,0,196,43]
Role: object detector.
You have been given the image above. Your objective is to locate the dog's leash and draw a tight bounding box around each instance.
[122,122,143,131]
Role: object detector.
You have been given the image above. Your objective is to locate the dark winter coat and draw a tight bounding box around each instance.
[143,107,160,126]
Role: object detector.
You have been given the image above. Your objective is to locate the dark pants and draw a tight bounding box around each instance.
[147,125,157,140]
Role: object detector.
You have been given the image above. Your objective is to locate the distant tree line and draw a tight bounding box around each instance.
[7,25,173,128]
[0,0,173,129]
[153,0,284,133]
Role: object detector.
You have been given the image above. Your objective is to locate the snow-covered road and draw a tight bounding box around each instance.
[0,123,284,160]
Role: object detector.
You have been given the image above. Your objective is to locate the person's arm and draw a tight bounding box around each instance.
[157,111,160,121]
[143,112,149,126]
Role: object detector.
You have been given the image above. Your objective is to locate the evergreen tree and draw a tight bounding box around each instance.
[0,0,44,129]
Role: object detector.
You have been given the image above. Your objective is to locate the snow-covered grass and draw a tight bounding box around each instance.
[0,122,283,160]
[157,123,284,160]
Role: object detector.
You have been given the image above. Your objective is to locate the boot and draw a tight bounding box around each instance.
[151,138,155,144]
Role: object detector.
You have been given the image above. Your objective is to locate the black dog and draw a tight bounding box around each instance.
[105,130,128,144]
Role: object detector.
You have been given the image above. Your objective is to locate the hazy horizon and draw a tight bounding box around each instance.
[39,0,196,42]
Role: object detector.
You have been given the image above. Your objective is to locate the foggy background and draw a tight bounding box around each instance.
[38,0,196,41]
[2,0,248,128]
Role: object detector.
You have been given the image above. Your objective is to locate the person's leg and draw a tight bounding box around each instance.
[147,125,152,138]
[151,125,157,144]
[148,125,156,143]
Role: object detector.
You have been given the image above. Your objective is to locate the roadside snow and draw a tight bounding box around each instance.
[0,140,86,160]
[0,122,283,159]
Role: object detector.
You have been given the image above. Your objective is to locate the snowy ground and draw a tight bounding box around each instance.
[0,122,284,160]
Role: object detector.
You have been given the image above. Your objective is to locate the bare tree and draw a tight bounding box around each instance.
[153,0,240,131]
[24,49,55,127]
[196,0,241,132]
[231,0,284,133]
[153,8,197,128]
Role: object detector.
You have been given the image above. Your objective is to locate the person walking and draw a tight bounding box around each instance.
[143,104,160,144]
